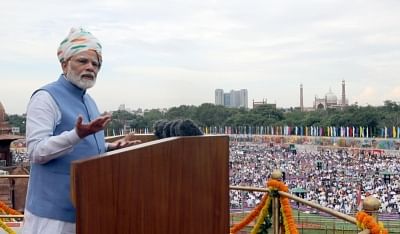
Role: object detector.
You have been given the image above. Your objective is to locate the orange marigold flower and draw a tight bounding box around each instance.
[230,193,270,233]
[370,225,380,234]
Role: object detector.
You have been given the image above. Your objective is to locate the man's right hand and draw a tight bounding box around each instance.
[75,114,111,138]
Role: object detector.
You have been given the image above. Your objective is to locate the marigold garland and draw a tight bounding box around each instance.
[267,179,289,193]
[250,196,272,234]
[356,211,388,234]
[0,208,10,222]
[0,201,21,216]
[280,197,298,234]
[230,193,269,234]
[0,201,20,234]
[268,179,298,234]
[231,179,391,234]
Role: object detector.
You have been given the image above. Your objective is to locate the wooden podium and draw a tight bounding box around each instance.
[71,135,229,234]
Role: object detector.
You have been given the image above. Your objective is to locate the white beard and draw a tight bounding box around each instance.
[65,65,96,90]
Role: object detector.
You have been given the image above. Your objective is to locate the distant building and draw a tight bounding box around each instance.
[223,93,231,107]
[300,80,349,111]
[252,99,276,109]
[314,88,340,109]
[0,101,24,167]
[215,89,224,106]
[0,102,11,135]
[215,89,248,108]
[118,104,126,111]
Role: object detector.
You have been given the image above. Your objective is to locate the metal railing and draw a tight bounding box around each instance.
[229,184,400,234]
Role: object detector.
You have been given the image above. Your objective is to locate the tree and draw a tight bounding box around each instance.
[383,100,399,111]
[195,103,237,126]
[6,114,26,134]
[282,110,306,126]
[143,109,165,128]
[105,110,136,135]
[165,105,196,120]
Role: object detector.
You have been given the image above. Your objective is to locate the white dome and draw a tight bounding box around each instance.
[325,89,337,104]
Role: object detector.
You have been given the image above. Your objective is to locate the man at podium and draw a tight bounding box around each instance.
[22,27,139,234]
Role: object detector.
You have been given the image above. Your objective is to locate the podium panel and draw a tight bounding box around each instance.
[71,135,229,234]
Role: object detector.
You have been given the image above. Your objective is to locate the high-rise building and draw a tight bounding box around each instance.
[215,89,248,108]
[238,89,248,108]
[215,89,224,106]
[118,104,126,111]
[224,93,231,107]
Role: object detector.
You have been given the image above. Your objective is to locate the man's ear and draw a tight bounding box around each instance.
[61,61,68,74]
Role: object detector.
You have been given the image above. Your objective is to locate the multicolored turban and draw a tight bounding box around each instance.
[57,27,102,65]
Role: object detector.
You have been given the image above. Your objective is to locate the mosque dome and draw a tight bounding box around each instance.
[325,89,337,105]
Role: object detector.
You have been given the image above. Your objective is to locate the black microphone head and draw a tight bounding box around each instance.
[162,121,173,138]
[153,119,168,139]
[154,119,203,139]
[176,119,203,136]
[170,119,182,137]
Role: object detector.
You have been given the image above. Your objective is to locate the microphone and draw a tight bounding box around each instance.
[153,119,203,139]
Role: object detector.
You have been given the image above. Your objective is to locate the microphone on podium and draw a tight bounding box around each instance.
[153,119,203,139]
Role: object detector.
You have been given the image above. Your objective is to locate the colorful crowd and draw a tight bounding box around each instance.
[229,141,400,215]
[202,125,400,138]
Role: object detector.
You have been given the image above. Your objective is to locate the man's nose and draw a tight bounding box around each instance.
[85,63,96,72]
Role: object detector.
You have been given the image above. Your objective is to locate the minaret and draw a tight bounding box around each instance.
[300,84,304,111]
[341,80,346,107]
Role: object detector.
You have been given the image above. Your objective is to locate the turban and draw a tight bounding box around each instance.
[57,27,102,65]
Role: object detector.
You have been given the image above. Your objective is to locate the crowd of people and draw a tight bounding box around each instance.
[11,137,400,216]
[229,140,400,215]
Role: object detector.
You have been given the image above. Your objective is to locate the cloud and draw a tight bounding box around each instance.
[354,86,379,106]
[388,86,400,99]
[2,0,400,114]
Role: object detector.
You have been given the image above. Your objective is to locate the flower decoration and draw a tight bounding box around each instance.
[0,201,20,234]
[250,196,272,234]
[268,179,298,234]
[230,179,298,234]
[230,193,269,234]
[0,201,21,216]
[356,211,388,234]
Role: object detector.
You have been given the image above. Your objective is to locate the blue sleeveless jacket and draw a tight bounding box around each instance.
[26,75,106,222]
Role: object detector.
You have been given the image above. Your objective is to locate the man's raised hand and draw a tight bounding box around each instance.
[75,114,112,138]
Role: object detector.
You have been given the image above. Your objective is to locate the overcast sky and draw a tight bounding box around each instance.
[1,0,400,114]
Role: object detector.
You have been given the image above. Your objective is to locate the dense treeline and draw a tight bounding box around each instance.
[6,114,26,134]
[5,100,400,135]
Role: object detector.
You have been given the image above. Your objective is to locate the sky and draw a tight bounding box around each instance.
[1,0,400,115]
